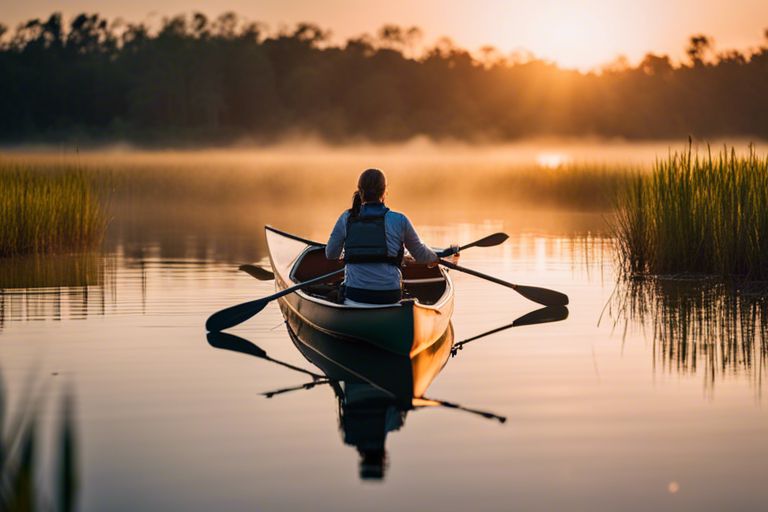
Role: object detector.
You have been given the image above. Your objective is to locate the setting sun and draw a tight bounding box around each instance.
[525,6,610,69]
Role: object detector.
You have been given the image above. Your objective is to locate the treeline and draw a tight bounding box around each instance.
[1,12,767,144]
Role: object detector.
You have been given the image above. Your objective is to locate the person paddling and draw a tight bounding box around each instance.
[325,168,459,305]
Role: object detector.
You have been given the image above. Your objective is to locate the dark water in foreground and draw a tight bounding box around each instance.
[1,224,766,511]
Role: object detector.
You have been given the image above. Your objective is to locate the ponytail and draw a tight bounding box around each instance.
[350,190,362,217]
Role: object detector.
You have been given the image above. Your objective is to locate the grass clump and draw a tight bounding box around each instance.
[614,145,768,279]
[0,165,107,257]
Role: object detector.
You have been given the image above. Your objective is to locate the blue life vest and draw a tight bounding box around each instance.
[344,207,403,266]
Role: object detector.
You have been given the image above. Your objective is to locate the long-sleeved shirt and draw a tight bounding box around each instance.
[325,202,437,290]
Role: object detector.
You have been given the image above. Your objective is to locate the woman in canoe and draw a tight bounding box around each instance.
[326,168,458,305]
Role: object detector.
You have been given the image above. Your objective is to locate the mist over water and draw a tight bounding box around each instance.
[4,137,766,259]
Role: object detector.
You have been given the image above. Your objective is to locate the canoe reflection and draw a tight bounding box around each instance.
[208,322,498,481]
[208,305,568,480]
[290,320,455,480]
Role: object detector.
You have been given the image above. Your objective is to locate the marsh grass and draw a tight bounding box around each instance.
[0,164,108,257]
[613,145,768,279]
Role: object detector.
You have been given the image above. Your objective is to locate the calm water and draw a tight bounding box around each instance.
[2,146,768,511]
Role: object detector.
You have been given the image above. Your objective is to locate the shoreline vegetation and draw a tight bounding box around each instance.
[613,144,768,280]
[2,142,767,282]
[0,12,766,145]
[0,165,107,257]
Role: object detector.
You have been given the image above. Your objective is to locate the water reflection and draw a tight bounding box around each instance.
[0,368,79,511]
[609,276,768,395]
[0,250,235,327]
[0,254,113,329]
[208,305,567,480]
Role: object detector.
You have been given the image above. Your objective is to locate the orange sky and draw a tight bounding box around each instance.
[4,0,767,70]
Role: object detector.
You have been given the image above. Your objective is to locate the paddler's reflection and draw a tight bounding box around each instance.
[338,382,401,480]
[207,305,567,481]
[280,318,459,481]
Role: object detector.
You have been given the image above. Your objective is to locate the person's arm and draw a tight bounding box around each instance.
[403,216,438,264]
[325,212,348,260]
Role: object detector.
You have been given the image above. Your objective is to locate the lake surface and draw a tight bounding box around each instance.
[1,144,767,511]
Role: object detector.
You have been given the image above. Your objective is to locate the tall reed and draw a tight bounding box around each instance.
[0,165,108,257]
[613,145,768,279]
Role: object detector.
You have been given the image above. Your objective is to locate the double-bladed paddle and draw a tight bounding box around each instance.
[208,232,511,332]
[235,232,510,282]
[438,259,569,307]
[255,228,509,256]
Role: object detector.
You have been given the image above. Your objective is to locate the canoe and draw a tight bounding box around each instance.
[266,225,454,356]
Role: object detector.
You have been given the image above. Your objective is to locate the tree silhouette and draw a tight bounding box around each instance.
[0,12,765,144]
[686,34,713,66]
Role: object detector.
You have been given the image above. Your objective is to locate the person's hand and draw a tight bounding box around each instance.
[445,244,461,265]
[403,254,416,266]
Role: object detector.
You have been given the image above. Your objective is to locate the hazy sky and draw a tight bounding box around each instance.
[4,0,767,69]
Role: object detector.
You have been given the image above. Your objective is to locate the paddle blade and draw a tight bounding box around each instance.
[512,305,569,327]
[472,232,509,248]
[239,264,274,281]
[513,285,569,307]
[205,298,269,332]
[207,331,268,358]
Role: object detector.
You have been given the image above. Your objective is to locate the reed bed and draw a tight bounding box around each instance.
[613,145,768,279]
[0,165,108,257]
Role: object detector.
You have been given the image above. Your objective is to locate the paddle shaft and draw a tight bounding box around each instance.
[266,226,323,246]
[440,259,522,290]
[212,229,514,329]
[265,225,507,257]
[439,259,569,306]
[205,267,344,331]
[266,268,344,302]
